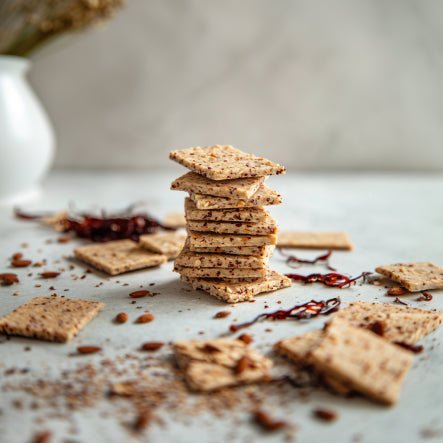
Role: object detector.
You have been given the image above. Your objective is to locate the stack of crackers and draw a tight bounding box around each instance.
[169,145,292,303]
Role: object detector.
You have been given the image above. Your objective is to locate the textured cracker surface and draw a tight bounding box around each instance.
[277,231,353,250]
[169,145,285,180]
[190,185,281,209]
[139,232,186,259]
[180,270,292,303]
[74,239,167,275]
[188,231,277,248]
[376,262,443,291]
[174,264,267,278]
[0,296,105,343]
[171,172,265,198]
[188,244,274,257]
[310,318,414,405]
[173,338,272,391]
[185,198,267,222]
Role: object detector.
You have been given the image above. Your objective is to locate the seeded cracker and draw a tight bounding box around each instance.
[163,212,186,228]
[74,239,167,275]
[174,264,267,279]
[185,198,267,223]
[0,296,105,342]
[189,244,274,257]
[186,214,278,235]
[310,318,414,405]
[188,232,277,248]
[190,184,281,210]
[169,145,285,180]
[173,338,272,391]
[171,171,265,199]
[180,270,292,303]
[175,246,272,269]
[277,231,353,250]
[139,232,186,260]
[332,301,443,345]
[375,262,443,292]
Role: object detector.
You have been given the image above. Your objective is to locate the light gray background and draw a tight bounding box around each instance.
[29,0,443,171]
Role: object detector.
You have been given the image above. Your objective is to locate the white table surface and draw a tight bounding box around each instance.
[0,169,442,443]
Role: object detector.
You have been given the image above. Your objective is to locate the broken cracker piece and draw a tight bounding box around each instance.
[163,212,186,229]
[277,231,353,250]
[173,338,272,391]
[0,296,105,342]
[376,262,443,292]
[139,232,186,260]
[74,239,167,275]
[169,145,285,181]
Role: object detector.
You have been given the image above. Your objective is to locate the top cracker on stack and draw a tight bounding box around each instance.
[169,145,291,303]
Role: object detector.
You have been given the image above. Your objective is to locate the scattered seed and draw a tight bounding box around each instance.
[313,407,338,421]
[141,342,164,351]
[32,430,52,443]
[387,286,408,296]
[11,259,32,267]
[253,410,288,431]
[238,333,253,345]
[0,273,19,285]
[115,312,129,323]
[77,346,102,354]
[12,253,23,260]
[40,272,60,279]
[136,314,155,323]
[129,290,150,298]
[214,311,231,319]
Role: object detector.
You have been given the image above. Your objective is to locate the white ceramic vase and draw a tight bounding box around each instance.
[0,55,55,204]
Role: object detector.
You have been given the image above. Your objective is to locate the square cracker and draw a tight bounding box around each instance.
[175,246,272,269]
[188,231,277,248]
[189,244,274,257]
[277,231,353,250]
[174,264,267,279]
[169,145,285,181]
[190,184,281,210]
[332,301,443,345]
[310,317,414,405]
[376,262,443,292]
[163,212,186,229]
[171,172,265,199]
[186,214,278,235]
[0,296,105,343]
[185,198,267,223]
[139,232,186,260]
[74,239,167,275]
[180,270,292,303]
[173,338,272,391]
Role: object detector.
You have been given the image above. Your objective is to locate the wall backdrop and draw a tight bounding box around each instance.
[29,0,443,171]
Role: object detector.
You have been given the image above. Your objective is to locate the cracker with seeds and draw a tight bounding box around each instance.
[180,270,292,303]
[187,214,278,235]
[277,231,353,250]
[332,301,443,345]
[74,239,167,275]
[171,172,265,199]
[174,264,267,279]
[163,212,186,228]
[190,185,281,210]
[0,296,105,342]
[169,145,285,181]
[376,262,443,292]
[173,338,272,391]
[189,244,275,257]
[188,231,277,249]
[185,198,268,223]
[139,232,186,260]
[175,247,271,269]
[310,317,414,405]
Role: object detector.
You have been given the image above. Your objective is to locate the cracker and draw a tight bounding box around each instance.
[190,184,281,210]
[180,270,292,303]
[163,212,186,228]
[332,301,443,345]
[175,247,271,269]
[375,262,443,292]
[173,338,272,391]
[171,172,265,199]
[174,264,267,279]
[185,198,267,222]
[188,231,277,248]
[277,231,353,250]
[139,232,186,260]
[169,145,285,181]
[0,296,105,343]
[310,318,414,405]
[74,239,167,275]
[189,244,275,257]
[186,214,277,235]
